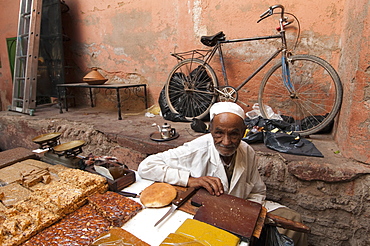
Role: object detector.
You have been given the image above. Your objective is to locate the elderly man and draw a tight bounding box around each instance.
[138,102,307,246]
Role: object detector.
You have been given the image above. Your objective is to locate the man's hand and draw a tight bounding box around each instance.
[187,176,224,196]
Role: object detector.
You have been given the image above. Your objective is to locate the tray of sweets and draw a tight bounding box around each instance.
[85,162,135,191]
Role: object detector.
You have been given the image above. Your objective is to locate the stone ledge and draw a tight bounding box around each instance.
[0,147,37,168]
[287,160,370,182]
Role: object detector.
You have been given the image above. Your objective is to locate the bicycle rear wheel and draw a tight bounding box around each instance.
[258,55,343,136]
[165,58,218,121]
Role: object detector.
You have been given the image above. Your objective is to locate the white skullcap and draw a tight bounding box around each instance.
[209,102,245,121]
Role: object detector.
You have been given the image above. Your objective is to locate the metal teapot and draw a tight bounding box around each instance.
[157,123,176,139]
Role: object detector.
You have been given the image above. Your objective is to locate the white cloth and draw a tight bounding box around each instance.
[209,102,245,121]
[264,200,286,212]
[138,133,266,204]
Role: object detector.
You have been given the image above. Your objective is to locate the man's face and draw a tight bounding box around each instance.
[210,113,245,157]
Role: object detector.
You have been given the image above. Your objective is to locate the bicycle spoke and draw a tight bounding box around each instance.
[259,55,342,135]
[165,58,218,119]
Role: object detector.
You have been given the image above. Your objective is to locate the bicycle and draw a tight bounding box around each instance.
[164,4,343,136]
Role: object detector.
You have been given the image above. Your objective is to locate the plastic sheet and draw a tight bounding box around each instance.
[264,131,324,157]
[190,118,209,133]
[243,117,324,157]
[160,233,206,246]
[158,86,188,122]
[91,227,149,246]
[243,131,264,144]
[246,103,283,121]
[256,225,294,246]
[245,105,334,134]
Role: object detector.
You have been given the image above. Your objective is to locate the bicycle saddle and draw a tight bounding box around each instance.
[201,31,225,47]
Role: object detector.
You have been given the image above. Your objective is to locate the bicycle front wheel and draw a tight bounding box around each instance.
[258,55,343,136]
[165,58,218,121]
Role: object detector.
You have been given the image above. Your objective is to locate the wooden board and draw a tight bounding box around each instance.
[0,148,36,169]
[191,188,262,241]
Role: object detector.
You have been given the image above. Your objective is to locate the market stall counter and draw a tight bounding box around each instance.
[121,173,252,246]
[0,156,261,245]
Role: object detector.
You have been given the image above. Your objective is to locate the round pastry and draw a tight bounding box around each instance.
[140,183,177,208]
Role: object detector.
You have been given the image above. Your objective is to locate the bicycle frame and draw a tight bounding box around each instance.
[165,4,343,136]
[197,10,293,95]
[203,32,292,93]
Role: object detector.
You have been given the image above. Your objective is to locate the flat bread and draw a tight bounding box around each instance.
[140,183,177,208]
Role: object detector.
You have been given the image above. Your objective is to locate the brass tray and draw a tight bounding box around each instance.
[53,140,85,152]
[150,131,179,142]
[32,132,61,144]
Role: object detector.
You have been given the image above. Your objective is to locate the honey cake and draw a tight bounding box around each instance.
[0,161,52,187]
[17,159,53,171]
[31,182,85,215]
[0,183,32,207]
[88,191,142,227]
[0,166,22,184]
[0,202,7,212]
[22,169,50,188]
[0,203,59,246]
[20,160,69,177]
[0,162,109,246]
[58,168,107,189]
[47,164,69,174]
[175,218,240,246]
[57,169,108,196]
[22,204,110,246]
[27,182,47,192]
[160,233,206,246]
[92,227,150,246]
[12,199,60,228]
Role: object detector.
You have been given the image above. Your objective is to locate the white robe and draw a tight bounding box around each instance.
[138,134,305,245]
[138,133,266,204]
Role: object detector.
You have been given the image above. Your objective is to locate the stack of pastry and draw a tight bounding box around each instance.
[23,191,143,245]
[0,160,108,246]
[88,191,143,227]
[21,204,110,246]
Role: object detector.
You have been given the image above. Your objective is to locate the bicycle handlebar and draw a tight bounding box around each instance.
[258,4,285,23]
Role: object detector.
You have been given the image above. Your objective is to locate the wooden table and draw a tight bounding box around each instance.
[56,83,147,120]
[121,174,250,246]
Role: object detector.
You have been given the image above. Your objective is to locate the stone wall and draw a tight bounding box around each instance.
[258,152,370,246]
[0,114,146,170]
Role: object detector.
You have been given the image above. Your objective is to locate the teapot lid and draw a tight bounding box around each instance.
[162,122,171,128]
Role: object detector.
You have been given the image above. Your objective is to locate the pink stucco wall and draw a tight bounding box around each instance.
[0,1,19,111]
[0,0,369,162]
[336,0,370,163]
[62,0,346,103]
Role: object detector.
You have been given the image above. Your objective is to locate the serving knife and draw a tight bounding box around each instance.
[116,191,139,198]
[154,187,197,227]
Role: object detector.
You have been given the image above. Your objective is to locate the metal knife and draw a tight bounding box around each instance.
[116,191,139,198]
[154,187,197,227]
